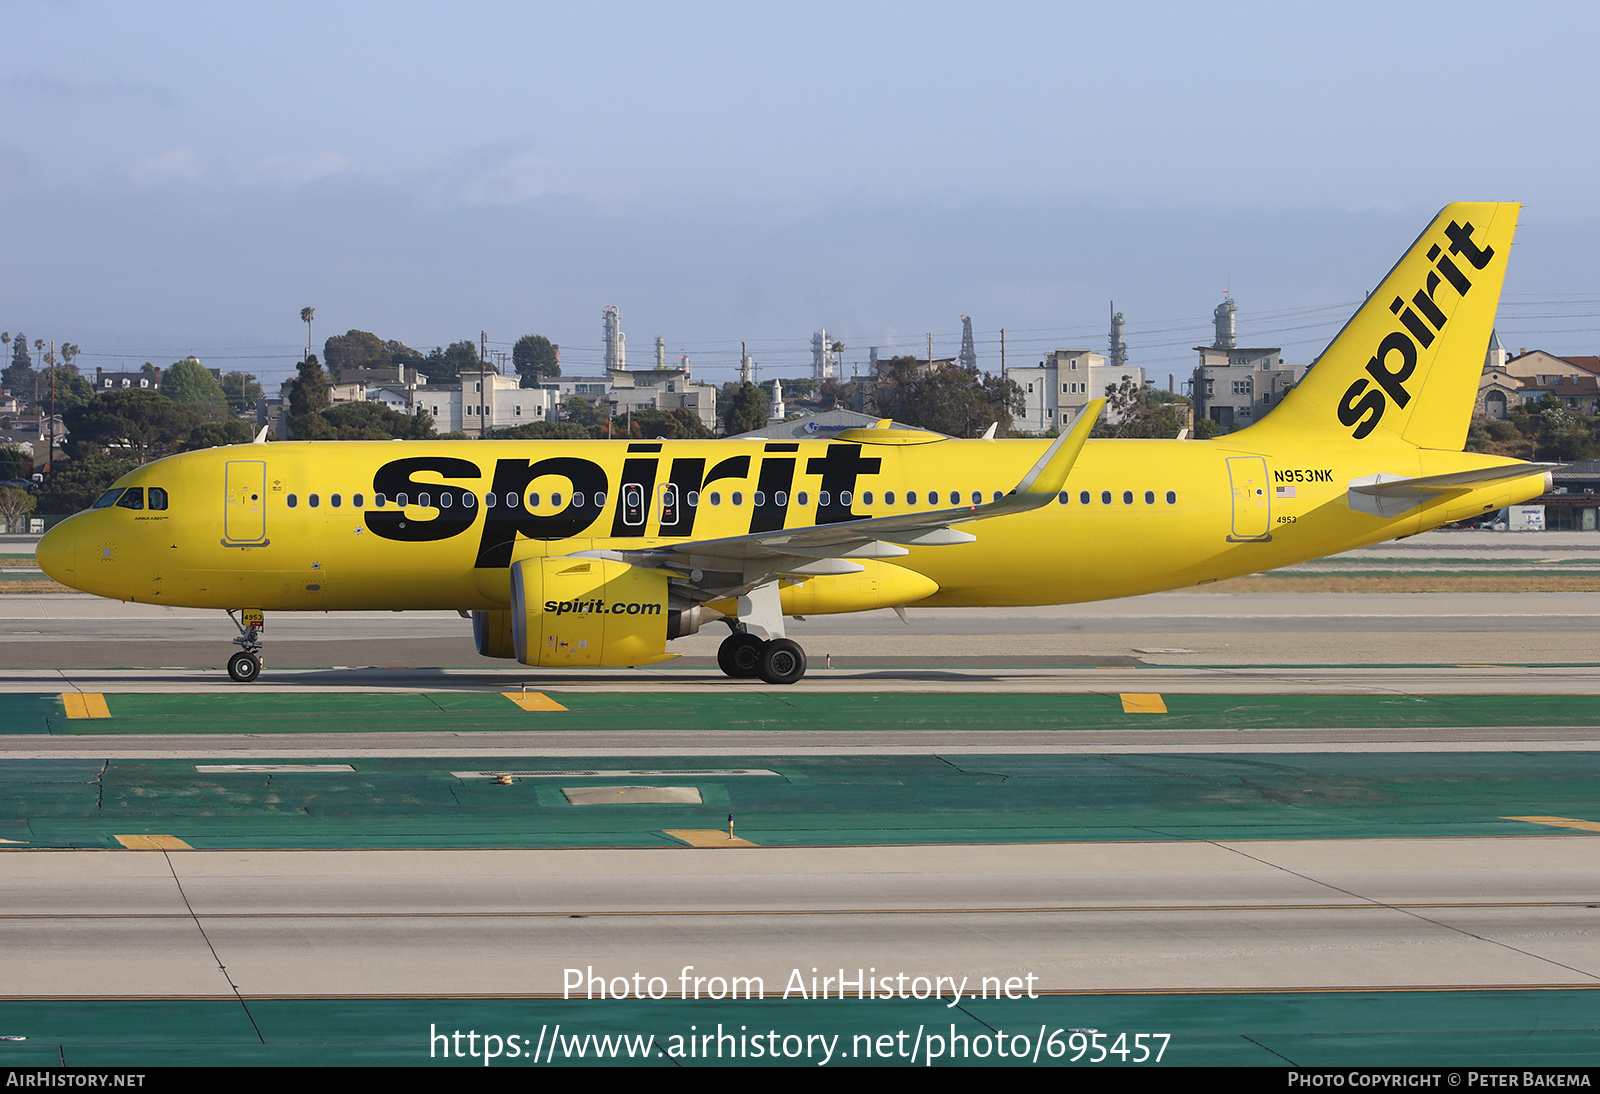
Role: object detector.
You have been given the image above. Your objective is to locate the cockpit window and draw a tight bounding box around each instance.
[115,488,145,510]
[148,487,169,511]
[91,489,126,509]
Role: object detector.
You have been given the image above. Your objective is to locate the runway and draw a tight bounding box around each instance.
[1,539,1598,1064]
[5,839,1597,997]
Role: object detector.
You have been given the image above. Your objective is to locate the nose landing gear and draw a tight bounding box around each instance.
[226,609,264,683]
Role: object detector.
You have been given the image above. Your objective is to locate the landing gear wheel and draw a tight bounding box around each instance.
[717,633,766,678]
[227,651,262,683]
[757,638,807,685]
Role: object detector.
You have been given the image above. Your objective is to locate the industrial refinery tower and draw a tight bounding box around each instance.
[603,306,626,371]
[811,330,841,382]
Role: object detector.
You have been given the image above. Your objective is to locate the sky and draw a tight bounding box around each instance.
[3,1,1599,393]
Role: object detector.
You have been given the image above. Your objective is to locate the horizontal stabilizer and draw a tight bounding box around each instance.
[1348,463,1556,517]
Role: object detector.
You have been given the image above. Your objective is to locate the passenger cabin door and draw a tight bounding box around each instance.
[1226,456,1271,541]
[223,460,268,545]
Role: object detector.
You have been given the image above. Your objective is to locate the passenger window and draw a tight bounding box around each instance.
[353,493,364,507]
[1101,491,1112,504]
[972,491,982,505]
[862,491,872,505]
[753,491,765,506]
[1123,491,1133,504]
[687,491,699,507]
[484,493,496,507]
[775,490,787,507]
[1145,491,1155,504]
[732,491,743,506]
[461,492,474,508]
[905,491,916,504]
[1058,492,1069,504]
[92,489,125,509]
[287,494,298,508]
[529,493,540,506]
[373,493,385,507]
[819,491,831,506]
[572,492,584,508]
[396,493,409,507]
[797,491,809,505]
[928,491,939,505]
[331,494,342,508]
[1166,491,1177,504]
[709,491,721,506]
[503,492,516,507]
[840,491,852,506]
[885,491,895,504]
[993,491,1003,502]
[1080,491,1090,504]
[115,488,145,510]
[309,494,320,508]
[551,492,562,507]
[148,487,169,510]
[594,492,605,507]
[417,492,430,508]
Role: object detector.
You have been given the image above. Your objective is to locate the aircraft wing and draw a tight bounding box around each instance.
[575,400,1104,602]
[1347,462,1558,517]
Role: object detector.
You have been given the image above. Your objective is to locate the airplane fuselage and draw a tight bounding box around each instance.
[39,433,1547,614]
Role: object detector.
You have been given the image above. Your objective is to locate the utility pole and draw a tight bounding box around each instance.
[1000,328,1007,380]
[927,333,933,371]
[48,340,56,475]
[479,330,488,438]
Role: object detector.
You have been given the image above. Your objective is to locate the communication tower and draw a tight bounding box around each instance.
[959,316,977,369]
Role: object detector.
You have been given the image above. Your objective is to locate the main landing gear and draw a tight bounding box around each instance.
[226,609,264,683]
[716,625,807,685]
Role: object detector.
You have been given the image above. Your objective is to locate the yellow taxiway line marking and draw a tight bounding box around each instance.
[1504,816,1600,833]
[663,829,759,848]
[502,692,568,712]
[113,835,193,850]
[1120,693,1167,714]
[61,693,111,719]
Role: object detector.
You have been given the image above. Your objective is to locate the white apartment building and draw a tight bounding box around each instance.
[1009,349,1144,432]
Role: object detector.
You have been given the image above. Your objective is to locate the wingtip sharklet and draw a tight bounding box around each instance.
[1015,398,1103,496]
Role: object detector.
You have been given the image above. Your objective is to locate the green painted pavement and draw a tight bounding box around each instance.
[3,752,1598,849]
[0,990,1595,1066]
[26,690,1600,736]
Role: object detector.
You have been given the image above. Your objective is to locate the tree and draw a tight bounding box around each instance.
[1094,376,1192,439]
[322,330,387,378]
[181,420,256,451]
[221,371,263,412]
[0,442,30,479]
[61,390,197,463]
[487,421,597,441]
[0,485,34,530]
[35,367,94,414]
[867,357,1021,437]
[629,406,714,440]
[316,401,438,440]
[722,381,770,436]
[33,454,137,515]
[285,355,331,424]
[300,307,314,360]
[159,357,230,422]
[512,334,560,386]
[3,332,35,402]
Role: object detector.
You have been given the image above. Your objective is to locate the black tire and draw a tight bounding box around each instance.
[227,651,262,683]
[757,638,807,685]
[717,633,765,678]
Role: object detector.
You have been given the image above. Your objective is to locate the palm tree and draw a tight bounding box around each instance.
[300,307,314,362]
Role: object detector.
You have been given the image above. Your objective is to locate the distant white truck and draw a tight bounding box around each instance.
[1489,505,1545,532]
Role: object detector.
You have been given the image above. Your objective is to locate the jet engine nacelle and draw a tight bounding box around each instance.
[509,556,676,668]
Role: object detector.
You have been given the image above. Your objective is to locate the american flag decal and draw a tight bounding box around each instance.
[1276,485,1296,498]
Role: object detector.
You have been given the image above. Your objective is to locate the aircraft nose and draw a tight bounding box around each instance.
[36,521,76,586]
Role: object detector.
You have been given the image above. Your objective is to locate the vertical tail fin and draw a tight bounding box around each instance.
[1246,202,1519,450]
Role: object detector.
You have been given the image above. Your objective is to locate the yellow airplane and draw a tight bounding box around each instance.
[37,202,1551,684]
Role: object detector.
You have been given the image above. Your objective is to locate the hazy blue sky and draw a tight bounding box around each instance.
[4,1,1598,391]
